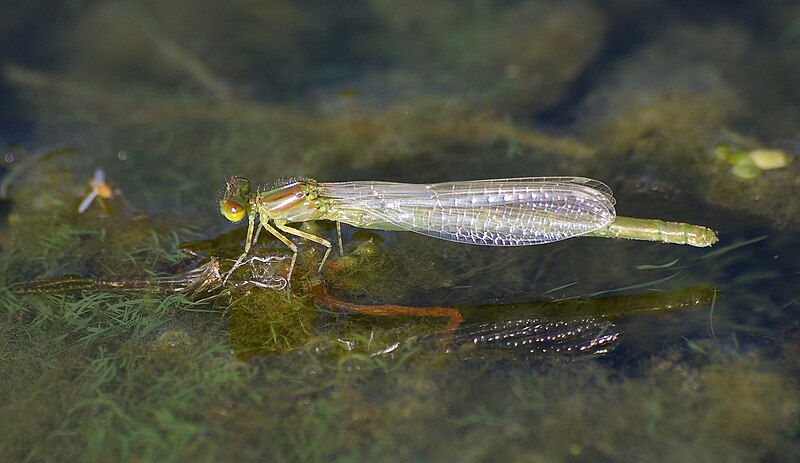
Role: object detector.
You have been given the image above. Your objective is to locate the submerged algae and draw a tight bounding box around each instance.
[6,302,799,462]
[365,0,607,114]
[202,341,800,462]
[3,1,800,461]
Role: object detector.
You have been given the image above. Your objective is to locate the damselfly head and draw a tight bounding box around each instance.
[225,176,251,198]
[220,177,251,222]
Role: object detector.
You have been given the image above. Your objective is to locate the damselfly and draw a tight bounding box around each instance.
[78,168,114,213]
[219,176,718,284]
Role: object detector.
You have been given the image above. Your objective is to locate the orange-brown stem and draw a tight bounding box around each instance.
[311,284,463,332]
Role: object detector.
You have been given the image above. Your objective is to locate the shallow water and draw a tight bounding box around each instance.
[2,1,799,461]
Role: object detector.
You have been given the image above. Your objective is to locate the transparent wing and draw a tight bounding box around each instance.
[78,189,99,213]
[318,177,616,246]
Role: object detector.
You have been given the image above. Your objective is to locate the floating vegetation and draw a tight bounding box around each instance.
[3,1,800,461]
[715,141,791,179]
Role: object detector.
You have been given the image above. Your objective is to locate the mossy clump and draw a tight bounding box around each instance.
[151,328,197,367]
[366,0,607,114]
[320,229,459,307]
[226,290,318,360]
[580,25,745,187]
[316,100,596,178]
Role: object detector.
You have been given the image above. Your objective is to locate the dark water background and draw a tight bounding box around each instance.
[2,1,799,461]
